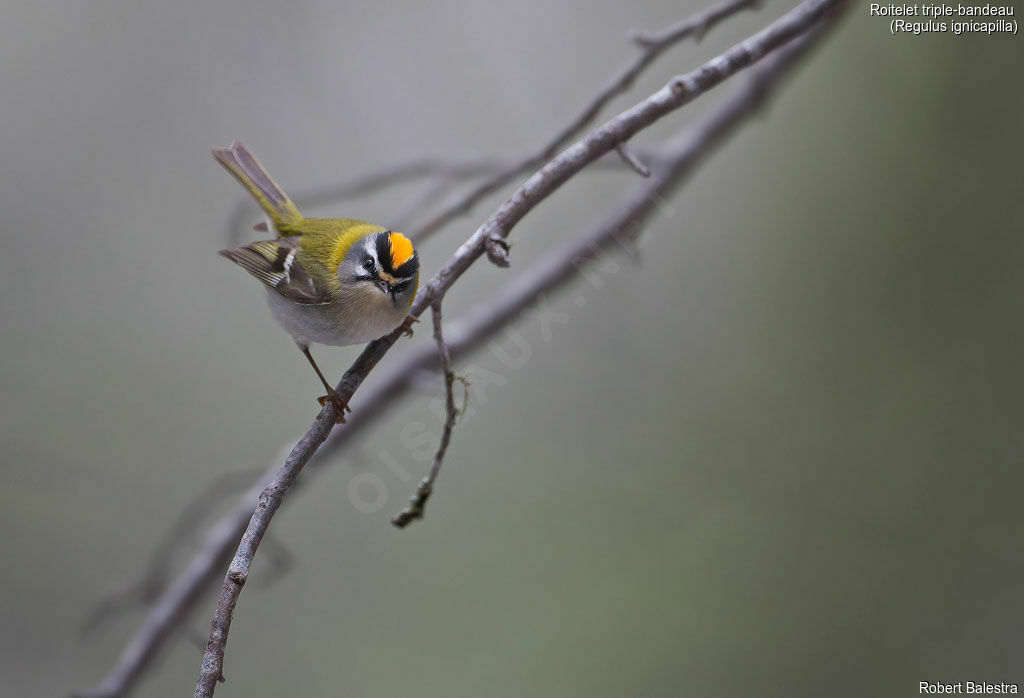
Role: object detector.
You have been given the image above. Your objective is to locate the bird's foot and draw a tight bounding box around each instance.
[399,315,419,338]
[317,389,352,424]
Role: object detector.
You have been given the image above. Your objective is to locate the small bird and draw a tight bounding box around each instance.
[214,141,419,421]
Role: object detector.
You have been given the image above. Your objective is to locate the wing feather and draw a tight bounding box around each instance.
[219,237,331,304]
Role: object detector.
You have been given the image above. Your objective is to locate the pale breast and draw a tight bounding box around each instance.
[264,286,409,347]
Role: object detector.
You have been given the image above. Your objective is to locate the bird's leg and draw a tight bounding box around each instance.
[399,314,419,338]
[300,345,351,424]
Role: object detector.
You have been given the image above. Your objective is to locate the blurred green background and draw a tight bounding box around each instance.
[2,1,1022,696]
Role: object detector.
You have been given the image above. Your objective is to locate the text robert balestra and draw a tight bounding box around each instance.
[921,682,1019,694]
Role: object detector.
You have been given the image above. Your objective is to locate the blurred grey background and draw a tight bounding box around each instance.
[2,1,1023,696]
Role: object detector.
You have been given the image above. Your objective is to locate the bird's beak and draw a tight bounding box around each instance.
[376,279,390,295]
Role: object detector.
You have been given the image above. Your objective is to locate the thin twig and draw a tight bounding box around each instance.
[630,0,762,47]
[615,143,652,177]
[391,301,460,528]
[193,3,844,695]
[409,0,760,242]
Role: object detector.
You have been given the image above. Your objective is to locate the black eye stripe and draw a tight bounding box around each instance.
[375,232,392,273]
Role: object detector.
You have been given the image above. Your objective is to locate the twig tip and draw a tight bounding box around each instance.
[628,27,658,48]
[615,143,652,177]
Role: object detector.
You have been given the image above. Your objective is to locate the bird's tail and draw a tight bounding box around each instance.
[212,141,301,231]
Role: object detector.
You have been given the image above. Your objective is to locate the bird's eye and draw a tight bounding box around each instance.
[362,258,375,272]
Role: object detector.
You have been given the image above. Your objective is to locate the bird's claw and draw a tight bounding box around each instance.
[317,390,352,424]
[399,315,419,338]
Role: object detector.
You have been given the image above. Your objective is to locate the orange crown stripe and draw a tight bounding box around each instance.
[389,232,415,269]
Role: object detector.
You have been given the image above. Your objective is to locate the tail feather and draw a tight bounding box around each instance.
[212,141,301,230]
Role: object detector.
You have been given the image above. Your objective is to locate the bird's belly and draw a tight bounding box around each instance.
[265,290,406,347]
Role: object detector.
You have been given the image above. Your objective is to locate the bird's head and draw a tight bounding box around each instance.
[341,230,419,305]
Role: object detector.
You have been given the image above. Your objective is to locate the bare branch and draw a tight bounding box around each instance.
[452,27,841,350]
[193,4,844,695]
[391,302,460,528]
[410,0,760,242]
[225,0,748,245]
[630,0,762,47]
